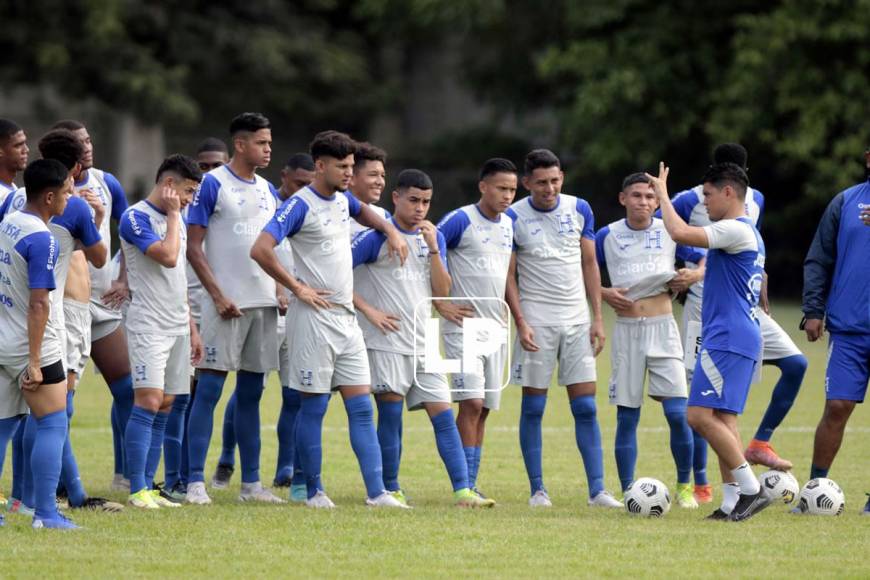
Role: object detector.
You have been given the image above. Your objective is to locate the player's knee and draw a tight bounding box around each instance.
[823,400,855,425]
[521,394,546,419]
[344,393,374,420]
[569,395,596,421]
[780,354,808,380]
[459,399,484,418]
[686,407,708,432]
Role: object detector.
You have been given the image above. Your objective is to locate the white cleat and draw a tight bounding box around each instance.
[185,482,212,505]
[305,491,336,509]
[587,490,623,509]
[529,490,553,508]
[150,490,181,508]
[365,492,411,509]
[111,474,131,492]
[239,482,286,504]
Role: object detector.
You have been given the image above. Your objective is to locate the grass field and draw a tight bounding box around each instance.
[1,303,868,578]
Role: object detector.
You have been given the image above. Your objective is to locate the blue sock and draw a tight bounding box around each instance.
[32,410,68,519]
[219,389,237,467]
[275,387,301,482]
[60,392,87,507]
[662,398,693,485]
[430,409,468,492]
[376,399,404,492]
[570,395,605,498]
[109,375,134,477]
[186,372,226,483]
[234,371,265,484]
[145,411,170,489]
[291,411,305,486]
[755,355,807,442]
[519,393,547,494]
[463,447,477,488]
[11,418,24,500]
[181,387,194,484]
[110,403,123,476]
[810,464,829,479]
[692,429,708,485]
[22,415,37,507]
[125,406,157,493]
[164,394,189,489]
[0,416,22,481]
[614,406,640,492]
[344,394,385,499]
[297,394,329,499]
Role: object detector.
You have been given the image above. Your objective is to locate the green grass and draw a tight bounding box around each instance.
[2,303,868,578]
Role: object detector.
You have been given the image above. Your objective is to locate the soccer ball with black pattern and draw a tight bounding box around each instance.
[796,478,845,516]
[759,470,799,504]
[624,478,670,518]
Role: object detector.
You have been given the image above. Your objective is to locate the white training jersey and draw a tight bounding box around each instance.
[349,203,389,238]
[436,204,513,333]
[182,206,203,321]
[187,165,279,310]
[507,194,595,327]
[0,180,16,208]
[119,200,189,335]
[595,218,677,301]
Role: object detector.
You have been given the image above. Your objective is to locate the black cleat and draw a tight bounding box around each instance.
[273,475,292,488]
[705,508,729,520]
[73,497,125,513]
[728,491,772,522]
[211,463,234,489]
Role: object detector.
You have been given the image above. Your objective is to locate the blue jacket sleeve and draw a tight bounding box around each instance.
[802,193,843,319]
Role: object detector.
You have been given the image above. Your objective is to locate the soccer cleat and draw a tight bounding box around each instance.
[675,483,699,509]
[8,499,34,516]
[110,474,131,492]
[744,440,793,471]
[32,513,80,530]
[694,484,713,504]
[129,489,160,509]
[728,491,772,522]
[390,490,410,507]
[454,488,496,508]
[529,490,552,508]
[471,486,489,500]
[185,482,212,505]
[239,482,286,504]
[366,492,412,509]
[588,491,623,509]
[290,484,308,503]
[157,483,186,504]
[273,476,292,488]
[862,493,870,516]
[150,490,181,508]
[0,490,7,506]
[305,490,336,509]
[705,508,729,520]
[211,463,234,489]
[56,496,70,511]
[73,497,124,513]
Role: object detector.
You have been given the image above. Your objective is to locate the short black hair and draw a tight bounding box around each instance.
[155,154,203,184]
[38,130,84,170]
[285,153,314,171]
[51,119,85,132]
[229,112,270,136]
[196,137,228,155]
[0,119,22,144]
[479,158,517,181]
[621,172,650,191]
[309,130,357,161]
[524,149,561,175]
[23,158,68,201]
[713,143,748,169]
[396,169,433,192]
[354,142,387,171]
[702,162,749,198]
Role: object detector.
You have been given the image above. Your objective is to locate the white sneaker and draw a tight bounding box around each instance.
[111,474,130,492]
[588,490,623,509]
[305,490,336,509]
[529,490,552,508]
[366,492,412,509]
[239,482,286,504]
[185,482,212,505]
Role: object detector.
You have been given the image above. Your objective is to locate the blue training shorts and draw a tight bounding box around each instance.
[825,332,870,403]
[688,348,756,414]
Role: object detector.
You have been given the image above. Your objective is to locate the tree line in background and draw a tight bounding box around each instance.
[2,0,869,295]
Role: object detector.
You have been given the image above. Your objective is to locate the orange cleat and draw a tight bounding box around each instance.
[744,440,793,471]
[694,484,713,504]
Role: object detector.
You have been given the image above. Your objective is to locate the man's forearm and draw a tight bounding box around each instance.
[27,296,50,366]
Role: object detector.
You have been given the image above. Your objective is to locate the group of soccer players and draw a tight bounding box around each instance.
[0,111,867,529]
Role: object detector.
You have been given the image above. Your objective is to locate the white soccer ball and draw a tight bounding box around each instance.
[759,470,800,504]
[797,478,845,516]
[624,477,671,518]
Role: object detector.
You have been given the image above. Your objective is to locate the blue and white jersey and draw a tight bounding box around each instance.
[349,203,390,238]
[262,186,361,314]
[0,180,16,208]
[437,204,513,333]
[595,218,678,301]
[700,217,766,359]
[75,168,128,303]
[352,220,447,354]
[187,165,279,309]
[507,194,595,326]
[120,200,189,335]
[0,211,62,363]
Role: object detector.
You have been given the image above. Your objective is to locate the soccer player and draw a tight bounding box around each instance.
[802,156,870,516]
[0,119,28,204]
[0,159,73,528]
[353,168,494,508]
[250,130,408,509]
[435,158,517,501]
[185,113,283,505]
[595,173,697,508]
[506,149,621,509]
[120,154,204,509]
[653,161,770,521]
[349,142,389,237]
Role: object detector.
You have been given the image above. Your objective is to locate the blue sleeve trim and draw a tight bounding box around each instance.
[119,209,161,254]
[351,228,386,267]
[670,189,698,222]
[594,226,609,269]
[576,198,595,239]
[264,195,309,241]
[187,174,220,227]
[104,172,128,222]
[436,209,471,249]
[344,191,362,218]
[15,231,57,289]
[54,196,101,247]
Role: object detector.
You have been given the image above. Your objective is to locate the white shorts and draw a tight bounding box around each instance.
[188,285,205,327]
[368,350,450,411]
[90,299,123,342]
[128,332,191,395]
[64,299,92,376]
[198,301,279,373]
[609,315,687,408]
[0,349,64,419]
[758,310,802,360]
[443,332,507,411]
[277,313,290,386]
[510,323,597,389]
[286,304,370,394]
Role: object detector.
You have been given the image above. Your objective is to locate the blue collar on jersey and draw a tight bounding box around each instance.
[474,203,501,223]
[622,217,654,232]
[390,217,420,235]
[306,184,339,201]
[144,199,166,215]
[527,195,560,213]
[223,165,257,185]
[74,169,91,188]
